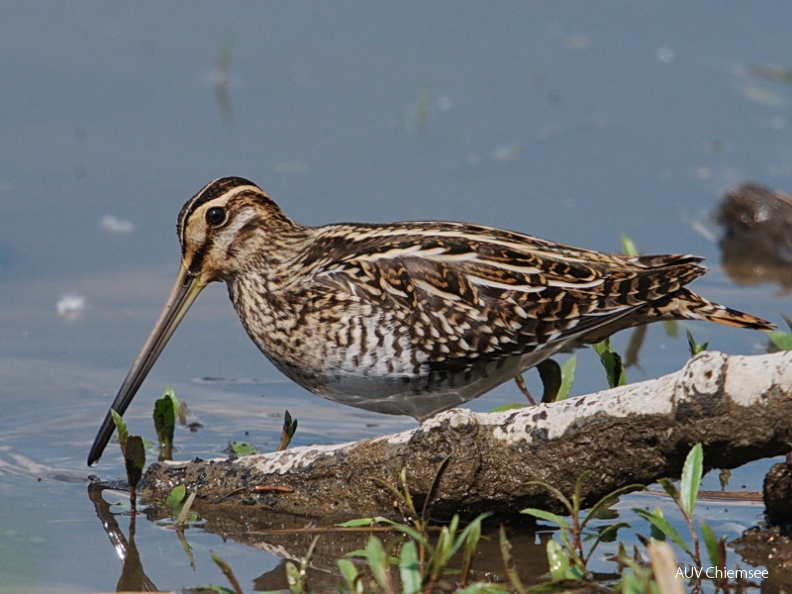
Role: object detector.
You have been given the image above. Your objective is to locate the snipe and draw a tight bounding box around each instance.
[87,177,773,465]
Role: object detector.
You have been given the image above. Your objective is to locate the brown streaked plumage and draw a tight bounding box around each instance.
[87,176,774,465]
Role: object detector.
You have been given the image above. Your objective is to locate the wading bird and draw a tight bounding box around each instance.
[87,177,772,465]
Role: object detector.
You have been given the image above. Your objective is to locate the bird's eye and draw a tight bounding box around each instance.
[205,206,228,228]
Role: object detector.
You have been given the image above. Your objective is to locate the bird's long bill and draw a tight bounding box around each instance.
[87,263,205,466]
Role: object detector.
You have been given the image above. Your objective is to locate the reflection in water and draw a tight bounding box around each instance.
[717,183,792,291]
[206,31,237,128]
[86,478,554,591]
[87,483,158,592]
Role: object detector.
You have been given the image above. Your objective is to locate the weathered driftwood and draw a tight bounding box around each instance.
[141,350,792,521]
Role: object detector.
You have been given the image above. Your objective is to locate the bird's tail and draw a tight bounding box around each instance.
[647,289,774,330]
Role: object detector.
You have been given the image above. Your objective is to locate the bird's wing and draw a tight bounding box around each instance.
[307,221,705,364]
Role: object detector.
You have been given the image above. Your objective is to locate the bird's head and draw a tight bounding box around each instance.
[87,177,301,465]
[176,177,302,284]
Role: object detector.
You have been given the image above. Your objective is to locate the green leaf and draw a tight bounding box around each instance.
[584,482,644,526]
[663,320,679,338]
[279,410,298,451]
[633,507,690,554]
[593,339,626,387]
[590,521,630,546]
[229,441,257,457]
[657,477,679,502]
[110,409,128,452]
[153,388,178,462]
[284,560,302,593]
[460,514,484,584]
[364,536,390,590]
[390,522,431,549]
[337,559,362,594]
[556,355,577,401]
[546,538,572,581]
[522,481,573,515]
[498,526,526,594]
[335,517,380,528]
[520,507,572,531]
[166,485,187,513]
[700,520,721,569]
[768,330,792,351]
[399,540,422,594]
[123,435,146,488]
[680,443,703,517]
[685,329,708,356]
[620,234,639,257]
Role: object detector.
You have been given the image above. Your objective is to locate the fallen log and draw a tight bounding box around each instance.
[141,350,792,521]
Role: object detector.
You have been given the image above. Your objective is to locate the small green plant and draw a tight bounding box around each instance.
[520,472,641,585]
[153,387,178,461]
[279,409,299,450]
[632,443,731,592]
[620,233,640,257]
[768,314,792,350]
[284,536,320,593]
[111,409,145,501]
[165,485,198,528]
[335,468,497,593]
[555,355,577,401]
[593,338,626,388]
[509,355,576,408]
[337,515,494,594]
[209,550,244,594]
[229,441,257,456]
[685,329,709,356]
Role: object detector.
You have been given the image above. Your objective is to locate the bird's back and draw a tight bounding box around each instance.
[229,219,771,419]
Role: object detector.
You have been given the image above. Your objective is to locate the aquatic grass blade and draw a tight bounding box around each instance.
[498,526,526,594]
[174,490,197,527]
[210,550,244,594]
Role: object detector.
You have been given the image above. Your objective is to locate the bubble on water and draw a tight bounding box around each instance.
[656,46,674,63]
[100,215,135,234]
[57,293,86,320]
